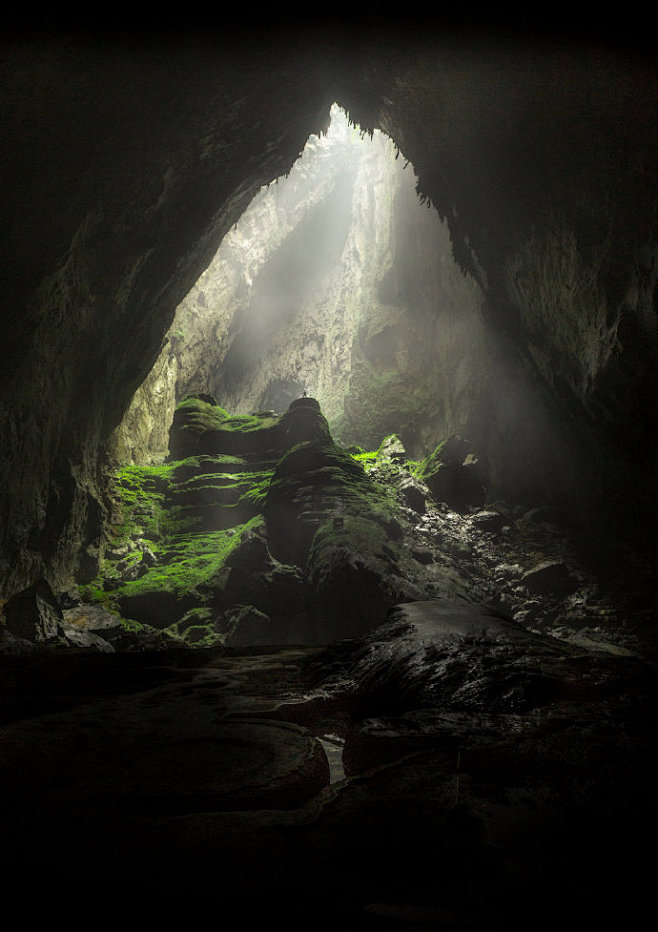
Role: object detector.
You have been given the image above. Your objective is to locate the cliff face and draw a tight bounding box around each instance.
[1,27,656,597]
[364,41,658,514]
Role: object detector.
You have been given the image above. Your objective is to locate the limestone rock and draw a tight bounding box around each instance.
[398,476,427,514]
[377,434,407,463]
[167,395,231,460]
[264,438,372,566]
[224,605,273,646]
[521,560,579,597]
[425,461,485,512]
[411,545,434,564]
[216,524,307,630]
[278,396,333,447]
[310,598,577,718]
[470,510,507,533]
[58,622,116,652]
[416,436,485,513]
[306,516,418,642]
[3,579,62,643]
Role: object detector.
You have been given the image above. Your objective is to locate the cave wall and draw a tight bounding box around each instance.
[349,37,658,515]
[1,24,656,597]
[0,31,340,595]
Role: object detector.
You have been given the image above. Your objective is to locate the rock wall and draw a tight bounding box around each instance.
[0,32,339,595]
[369,40,658,517]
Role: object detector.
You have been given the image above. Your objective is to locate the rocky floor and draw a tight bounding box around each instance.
[1,592,656,930]
[368,455,657,662]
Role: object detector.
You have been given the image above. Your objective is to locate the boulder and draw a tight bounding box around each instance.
[58,623,116,652]
[216,524,307,631]
[224,605,274,646]
[470,510,507,533]
[398,477,427,514]
[521,560,579,598]
[377,434,407,463]
[424,461,485,512]
[416,435,485,513]
[3,579,62,643]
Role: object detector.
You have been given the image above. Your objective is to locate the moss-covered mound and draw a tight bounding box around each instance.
[168,393,285,461]
[264,439,400,566]
[83,396,429,648]
[167,394,231,460]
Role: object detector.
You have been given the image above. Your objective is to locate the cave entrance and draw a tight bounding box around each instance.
[114,104,485,464]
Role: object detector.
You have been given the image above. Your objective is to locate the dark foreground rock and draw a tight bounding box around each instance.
[3,578,62,642]
[0,600,656,930]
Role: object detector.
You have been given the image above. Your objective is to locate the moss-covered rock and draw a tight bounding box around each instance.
[167,394,231,460]
[306,515,417,642]
[84,396,427,645]
[264,438,399,567]
[223,604,274,647]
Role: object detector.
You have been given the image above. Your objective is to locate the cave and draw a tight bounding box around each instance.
[1,16,657,930]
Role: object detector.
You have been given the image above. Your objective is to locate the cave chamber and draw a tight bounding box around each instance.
[0,21,657,930]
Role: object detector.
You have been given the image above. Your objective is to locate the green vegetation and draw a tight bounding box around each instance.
[85,396,423,645]
[218,413,279,433]
[349,448,379,471]
[116,520,261,599]
[414,438,450,482]
[87,434,277,625]
[173,395,230,432]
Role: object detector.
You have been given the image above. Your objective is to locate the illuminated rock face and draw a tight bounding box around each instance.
[114,105,486,463]
[0,30,657,596]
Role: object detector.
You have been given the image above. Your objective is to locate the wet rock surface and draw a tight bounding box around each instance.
[0,606,656,930]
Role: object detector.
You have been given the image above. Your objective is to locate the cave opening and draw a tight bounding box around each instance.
[113,102,486,467]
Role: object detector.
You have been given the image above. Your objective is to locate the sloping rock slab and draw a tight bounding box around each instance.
[3,578,62,642]
[308,598,579,719]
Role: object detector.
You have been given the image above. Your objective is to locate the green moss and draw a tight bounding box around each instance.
[238,470,275,506]
[93,446,277,616]
[176,395,230,423]
[110,463,171,541]
[217,413,279,433]
[120,617,145,633]
[165,607,225,645]
[116,517,262,599]
[181,625,224,645]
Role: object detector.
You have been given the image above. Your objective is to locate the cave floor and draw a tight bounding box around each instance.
[1,606,656,931]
